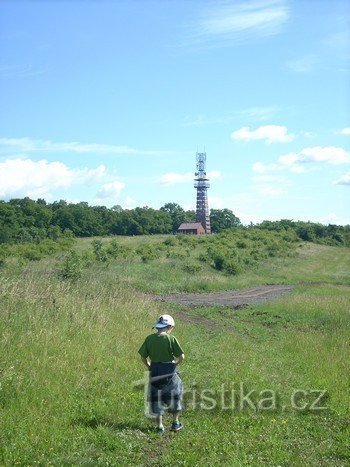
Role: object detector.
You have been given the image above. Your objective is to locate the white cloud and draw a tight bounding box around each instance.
[95,181,126,199]
[92,180,126,206]
[289,164,305,174]
[159,172,193,185]
[278,153,299,166]
[334,173,350,186]
[191,0,290,47]
[253,146,350,179]
[207,170,222,180]
[0,157,106,199]
[279,146,350,166]
[0,137,168,156]
[302,131,317,138]
[337,128,350,136]
[122,196,137,209]
[232,125,294,143]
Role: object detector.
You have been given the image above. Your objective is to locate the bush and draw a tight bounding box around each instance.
[91,240,108,262]
[197,253,209,262]
[213,252,225,271]
[250,249,266,261]
[37,239,60,256]
[59,250,82,281]
[182,261,202,274]
[106,239,120,258]
[136,244,159,263]
[57,237,75,250]
[163,237,176,246]
[223,259,241,275]
[16,244,42,261]
[118,245,133,259]
[168,251,186,260]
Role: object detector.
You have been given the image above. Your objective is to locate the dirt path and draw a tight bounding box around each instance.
[154,285,293,308]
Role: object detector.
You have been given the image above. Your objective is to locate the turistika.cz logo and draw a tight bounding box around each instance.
[134,373,328,416]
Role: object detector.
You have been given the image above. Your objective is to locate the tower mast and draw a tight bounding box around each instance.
[194,152,211,234]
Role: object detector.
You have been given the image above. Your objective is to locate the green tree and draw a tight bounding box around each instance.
[160,203,186,233]
[210,209,241,233]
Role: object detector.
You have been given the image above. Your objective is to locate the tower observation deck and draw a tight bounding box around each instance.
[194,152,211,234]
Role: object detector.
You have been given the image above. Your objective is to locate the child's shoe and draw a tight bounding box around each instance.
[171,421,183,432]
[156,425,165,434]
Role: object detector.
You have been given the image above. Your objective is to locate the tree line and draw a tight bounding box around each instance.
[0,197,349,247]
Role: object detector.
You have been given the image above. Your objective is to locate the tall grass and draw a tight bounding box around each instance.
[0,237,349,465]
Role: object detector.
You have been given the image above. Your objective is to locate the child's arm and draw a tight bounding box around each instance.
[175,353,185,366]
[141,357,151,370]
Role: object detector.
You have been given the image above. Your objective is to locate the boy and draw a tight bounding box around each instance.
[138,314,185,433]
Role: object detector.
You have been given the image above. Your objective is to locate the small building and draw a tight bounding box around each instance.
[177,222,205,235]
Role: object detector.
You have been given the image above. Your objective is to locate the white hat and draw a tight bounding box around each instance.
[153,314,175,329]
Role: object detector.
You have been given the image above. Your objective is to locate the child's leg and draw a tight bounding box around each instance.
[171,411,183,431]
[156,414,163,428]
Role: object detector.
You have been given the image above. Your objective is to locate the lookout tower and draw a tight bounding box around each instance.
[194,152,211,234]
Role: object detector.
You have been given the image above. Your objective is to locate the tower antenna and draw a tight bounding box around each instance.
[194,152,211,234]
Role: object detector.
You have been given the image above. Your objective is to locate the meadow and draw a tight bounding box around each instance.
[0,233,349,466]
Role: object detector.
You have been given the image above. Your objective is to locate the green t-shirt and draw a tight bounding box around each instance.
[138,333,184,362]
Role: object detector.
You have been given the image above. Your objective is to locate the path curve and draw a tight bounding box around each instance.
[154,285,293,308]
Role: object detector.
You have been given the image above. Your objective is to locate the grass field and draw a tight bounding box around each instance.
[0,235,349,465]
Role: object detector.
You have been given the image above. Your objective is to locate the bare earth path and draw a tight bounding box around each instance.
[154,285,294,308]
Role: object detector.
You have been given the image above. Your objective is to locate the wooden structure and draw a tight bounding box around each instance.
[177,222,206,235]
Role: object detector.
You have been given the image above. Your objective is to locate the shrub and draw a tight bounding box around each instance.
[37,239,60,256]
[182,261,202,274]
[136,244,159,263]
[17,244,42,261]
[118,245,133,259]
[57,237,75,250]
[91,240,108,262]
[106,239,120,258]
[163,237,176,246]
[223,259,241,275]
[81,250,95,267]
[212,252,225,270]
[47,225,62,241]
[59,250,82,281]
[197,253,209,262]
[169,251,187,260]
[250,249,266,261]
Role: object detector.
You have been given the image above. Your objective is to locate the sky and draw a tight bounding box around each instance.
[0,0,349,225]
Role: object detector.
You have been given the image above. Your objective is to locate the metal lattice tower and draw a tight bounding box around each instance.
[194,152,211,234]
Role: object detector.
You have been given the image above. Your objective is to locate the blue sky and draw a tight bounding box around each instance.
[0,0,349,225]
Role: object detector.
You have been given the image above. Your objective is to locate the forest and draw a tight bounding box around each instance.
[0,197,349,247]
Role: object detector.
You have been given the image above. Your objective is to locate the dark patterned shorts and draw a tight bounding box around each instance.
[148,362,183,415]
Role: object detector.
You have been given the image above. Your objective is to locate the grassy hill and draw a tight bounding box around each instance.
[0,235,349,465]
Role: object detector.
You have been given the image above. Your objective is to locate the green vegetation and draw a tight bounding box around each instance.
[0,232,349,465]
[1,197,349,245]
